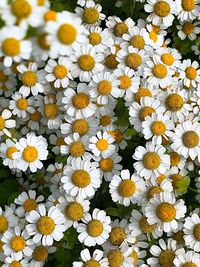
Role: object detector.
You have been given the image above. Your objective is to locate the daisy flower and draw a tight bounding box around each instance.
[0,109,16,137]
[73,248,108,267]
[169,150,186,174]
[171,120,200,160]
[89,131,115,158]
[177,21,200,41]
[176,0,200,21]
[147,238,184,266]
[17,62,44,96]
[62,83,96,119]
[184,213,200,252]
[157,47,181,70]
[70,44,104,82]
[89,71,121,105]
[179,59,200,88]
[61,158,101,199]
[43,57,73,88]
[106,243,133,267]
[128,245,147,266]
[77,208,111,246]
[145,192,187,233]
[2,226,32,260]
[49,132,66,155]
[109,169,146,206]
[15,190,44,218]
[0,64,17,97]
[13,133,48,172]
[0,207,18,236]
[57,195,90,229]
[3,257,29,267]
[0,26,31,67]
[145,179,173,201]
[142,112,174,145]
[174,250,200,267]
[0,139,19,169]
[75,0,106,29]
[26,204,66,246]
[45,10,86,58]
[87,26,109,52]
[133,142,170,180]
[106,16,134,38]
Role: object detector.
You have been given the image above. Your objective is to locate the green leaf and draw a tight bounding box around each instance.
[176,176,190,194]
[105,207,120,217]
[125,128,137,136]
[63,227,79,249]
[0,169,10,179]
[0,179,19,205]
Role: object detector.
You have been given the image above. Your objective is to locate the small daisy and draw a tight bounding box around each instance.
[176,0,200,21]
[89,131,115,158]
[145,179,173,200]
[0,64,17,97]
[77,208,111,247]
[0,109,16,137]
[0,26,31,67]
[63,83,96,119]
[17,62,44,96]
[109,169,146,206]
[26,204,66,246]
[177,21,200,41]
[106,243,133,267]
[73,248,108,267]
[61,158,101,199]
[145,192,187,233]
[184,213,200,252]
[49,132,66,155]
[13,133,48,172]
[179,59,200,88]
[106,16,134,38]
[87,26,109,52]
[174,250,200,267]
[0,207,18,236]
[171,120,200,160]
[43,57,73,88]
[0,139,19,169]
[133,142,170,180]
[3,256,29,267]
[169,150,186,174]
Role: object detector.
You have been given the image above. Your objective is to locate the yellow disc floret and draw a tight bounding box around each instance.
[170,151,181,166]
[161,53,175,66]
[72,93,90,109]
[0,116,5,130]
[22,146,38,162]
[182,263,198,267]
[72,170,91,188]
[78,55,95,71]
[143,152,161,170]
[134,88,152,103]
[152,64,167,78]
[2,38,20,57]
[193,223,200,241]
[165,94,184,111]
[69,141,85,157]
[44,103,59,119]
[0,216,8,233]
[105,54,119,69]
[125,53,142,69]
[119,75,132,90]
[16,98,28,110]
[11,0,32,19]
[139,216,157,233]
[72,119,89,136]
[84,259,101,267]
[139,106,155,121]
[22,71,37,87]
[107,250,124,267]
[113,22,128,37]
[88,32,101,45]
[37,216,55,235]
[9,261,22,267]
[65,202,84,221]
[83,8,99,24]
[109,227,126,246]
[97,80,112,95]
[182,131,199,148]
[156,202,176,222]
[53,65,68,79]
[182,0,195,11]
[33,245,48,262]
[146,186,164,200]
[151,121,166,135]
[57,24,77,45]
[118,180,136,197]
[130,35,145,49]
[23,199,37,212]
[10,236,26,252]
[99,158,113,172]
[154,1,170,17]
[87,219,103,237]
[182,22,194,34]
[6,147,18,160]
[96,139,109,151]
[158,249,175,267]
[185,67,197,80]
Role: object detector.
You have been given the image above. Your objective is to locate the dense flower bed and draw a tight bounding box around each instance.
[0,0,200,266]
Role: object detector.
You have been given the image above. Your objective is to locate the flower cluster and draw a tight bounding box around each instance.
[0,0,200,266]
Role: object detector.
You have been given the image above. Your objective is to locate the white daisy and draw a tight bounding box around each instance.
[179,59,200,88]
[176,0,200,21]
[0,109,16,137]
[106,16,134,38]
[0,139,19,169]
[0,207,18,236]
[184,213,200,252]
[174,250,200,267]
[177,21,200,41]
[106,243,133,267]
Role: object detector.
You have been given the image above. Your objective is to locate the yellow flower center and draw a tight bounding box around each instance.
[182,131,199,148]
[16,98,28,110]
[55,137,65,147]
[118,180,136,197]
[88,32,101,45]
[182,0,195,11]
[10,236,26,252]
[72,170,90,188]
[113,22,128,37]
[84,259,101,267]
[165,93,184,111]
[108,250,124,267]
[99,158,113,172]
[37,33,50,50]
[22,71,37,87]
[9,261,22,267]
[154,1,170,17]
[161,53,175,66]
[96,139,109,151]
[130,35,145,49]
[69,141,85,157]
[173,230,185,245]
[0,215,8,233]
[44,103,59,119]
[72,119,89,136]
[108,130,123,144]
[11,0,32,19]
[139,106,155,121]
[33,245,48,262]
[170,152,181,166]
[182,22,194,34]
[151,121,166,136]
[143,152,161,170]
[97,80,112,95]
[157,174,166,184]
[87,219,103,237]
[83,8,99,24]
[0,116,5,130]
[65,202,84,221]
[109,227,126,246]
[57,24,77,45]
[125,53,142,69]
[72,93,90,109]
[182,263,198,267]
[30,110,41,121]
[146,186,164,200]
[149,31,158,42]
[0,71,8,83]
[22,146,38,162]
[185,67,197,80]
[37,0,45,6]
[129,250,138,265]
[2,38,20,57]
[53,65,68,79]
[159,249,175,267]
[105,54,119,69]
[119,75,132,90]
[156,202,176,222]
[193,223,200,241]
[6,147,18,160]
[37,216,55,235]
[139,216,157,233]
[152,64,167,78]
[23,199,37,212]
[78,55,95,71]
[100,115,111,126]
[134,87,152,103]
[43,10,57,22]
[171,174,183,187]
